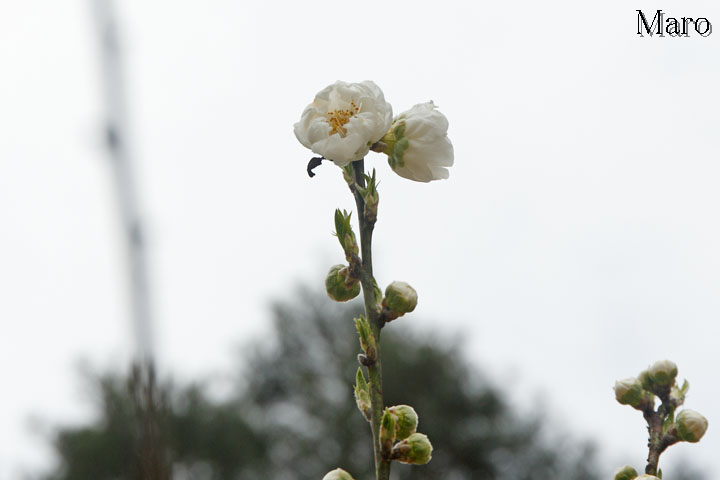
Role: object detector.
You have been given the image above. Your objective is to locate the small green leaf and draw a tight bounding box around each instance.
[680,379,690,395]
[353,368,371,419]
[334,209,345,240]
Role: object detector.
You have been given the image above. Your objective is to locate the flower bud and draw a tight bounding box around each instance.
[391,433,433,465]
[382,101,453,183]
[638,368,653,391]
[383,281,418,318]
[388,405,418,440]
[322,468,355,480]
[647,360,678,388]
[325,265,360,302]
[676,409,709,443]
[614,377,647,409]
[613,465,638,480]
[636,475,660,480]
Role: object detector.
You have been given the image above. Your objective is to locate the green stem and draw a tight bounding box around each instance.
[351,159,390,480]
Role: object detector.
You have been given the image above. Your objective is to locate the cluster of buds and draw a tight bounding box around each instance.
[300,81,449,480]
[612,360,709,477]
[380,405,433,465]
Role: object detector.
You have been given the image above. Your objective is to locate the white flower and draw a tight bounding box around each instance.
[294,81,393,167]
[384,101,453,182]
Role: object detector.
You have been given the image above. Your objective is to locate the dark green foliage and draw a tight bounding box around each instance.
[43,288,600,480]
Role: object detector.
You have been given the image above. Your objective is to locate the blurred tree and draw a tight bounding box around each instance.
[44,288,603,480]
[666,459,708,480]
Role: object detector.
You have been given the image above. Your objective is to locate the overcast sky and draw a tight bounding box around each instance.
[1,0,719,478]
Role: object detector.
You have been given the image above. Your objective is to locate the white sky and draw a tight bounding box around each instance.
[1,0,719,478]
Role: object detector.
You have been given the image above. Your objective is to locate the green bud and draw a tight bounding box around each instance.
[322,468,355,480]
[388,405,418,440]
[325,265,360,302]
[383,281,418,319]
[675,409,709,443]
[354,368,371,420]
[391,432,433,465]
[638,368,653,391]
[613,465,639,480]
[647,360,678,388]
[380,408,396,456]
[614,377,648,409]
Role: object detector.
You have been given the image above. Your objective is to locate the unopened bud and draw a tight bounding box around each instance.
[636,475,660,480]
[322,468,355,480]
[647,359,678,388]
[676,409,709,443]
[325,265,360,302]
[614,377,647,409]
[383,281,417,318]
[613,465,638,480]
[391,433,433,465]
[388,405,418,440]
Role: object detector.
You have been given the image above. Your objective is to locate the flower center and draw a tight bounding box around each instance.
[327,100,360,137]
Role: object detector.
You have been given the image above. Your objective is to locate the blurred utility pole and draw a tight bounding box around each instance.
[91,4,170,479]
[91,0,154,366]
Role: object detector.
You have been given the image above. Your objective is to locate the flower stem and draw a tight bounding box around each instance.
[643,408,663,475]
[643,391,676,475]
[351,159,390,480]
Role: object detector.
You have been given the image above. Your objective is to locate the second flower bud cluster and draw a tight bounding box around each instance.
[613,360,708,443]
[612,360,709,478]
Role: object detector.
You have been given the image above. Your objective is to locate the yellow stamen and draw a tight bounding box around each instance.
[327,100,360,137]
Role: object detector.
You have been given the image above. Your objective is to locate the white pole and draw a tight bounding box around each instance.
[90,0,154,366]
